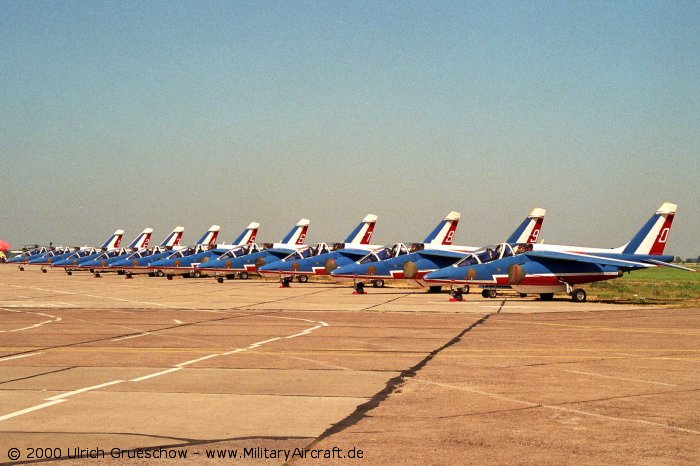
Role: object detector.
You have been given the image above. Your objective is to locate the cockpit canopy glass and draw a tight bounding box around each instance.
[454,243,529,267]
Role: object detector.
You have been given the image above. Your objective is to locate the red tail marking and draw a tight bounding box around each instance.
[649,214,674,255]
[296,226,308,245]
[527,218,544,244]
[248,230,258,244]
[442,220,459,245]
[361,223,375,244]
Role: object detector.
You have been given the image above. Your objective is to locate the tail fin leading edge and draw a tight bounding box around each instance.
[127,228,153,249]
[623,202,677,255]
[424,211,460,245]
[159,226,185,248]
[196,225,221,246]
[344,214,377,244]
[101,230,124,250]
[506,208,546,244]
[232,222,260,246]
[281,219,310,245]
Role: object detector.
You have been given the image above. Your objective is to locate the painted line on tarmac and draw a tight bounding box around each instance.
[0,307,62,333]
[130,317,330,381]
[506,319,700,336]
[173,319,183,324]
[8,284,200,310]
[0,352,42,362]
[46,380,125,400]
[414,378,699,435]
[111,332,152,342]
[131,368,183,382]
[0,400,66,422]
[561,369,677,387]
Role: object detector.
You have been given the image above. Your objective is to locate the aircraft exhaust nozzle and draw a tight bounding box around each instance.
[508,264,526,285]
[403,261,419,279]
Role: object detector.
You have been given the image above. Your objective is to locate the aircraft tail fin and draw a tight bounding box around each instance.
[159,226,185,247]
[281,219,310,245]
[232,222,260,246]
[622,203,677,255]
[101,229,124,250]
[196,225,221,246]
[127,228,153,249]
[424,211,461,245]
[506,208,546,244]
[344,214,377,244]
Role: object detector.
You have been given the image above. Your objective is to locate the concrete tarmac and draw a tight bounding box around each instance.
[0,267,697,465]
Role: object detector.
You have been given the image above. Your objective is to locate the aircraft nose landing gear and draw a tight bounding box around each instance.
[353,281,366,295]
[279,276,293,288]
[449,287,464,302]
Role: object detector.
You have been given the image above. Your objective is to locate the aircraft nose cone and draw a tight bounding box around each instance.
[424,268,453,282]
[331,263,359,277]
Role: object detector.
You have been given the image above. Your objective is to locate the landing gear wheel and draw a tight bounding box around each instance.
[488,289,498,299]
[463,285,470,294]
[156,270,165,277]
[66,270,72,276]
[428,285,442,293]
[540,293,554,301]
[280,277,293,288]
[117,270,125,275]
[166,274,173,280]
[225,274,236,280]
[19,265,24,271]
[148,272,156,277]
[297,275,308,283]
[93,272,101,278]
[125,272,133,279]
[372,279,385,288]
[193,270,202,279]
[42,267,47,273]
[571,288,587,303]
[217,277,224,284]
[239,271,249,280]
[519,293,527,298]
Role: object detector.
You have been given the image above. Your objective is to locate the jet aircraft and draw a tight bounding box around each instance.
[109,225,224,277]
[257,214,379,285]
[196,219,310,282]
[52,229,149,275]
[91,226,186,277]
[150,222,260,279]
[424,203,691,302]
[13,230,124,271]
[330,208,546,293]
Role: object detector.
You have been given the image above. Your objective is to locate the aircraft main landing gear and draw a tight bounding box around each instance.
[481,289,497,299]
[571,288,587,302]
[297,275,308,283]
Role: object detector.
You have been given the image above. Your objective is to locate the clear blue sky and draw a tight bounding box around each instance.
[2,1,698,256]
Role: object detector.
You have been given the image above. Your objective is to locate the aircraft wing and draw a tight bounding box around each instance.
[524,250,654,270]
[642,259,696,271]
